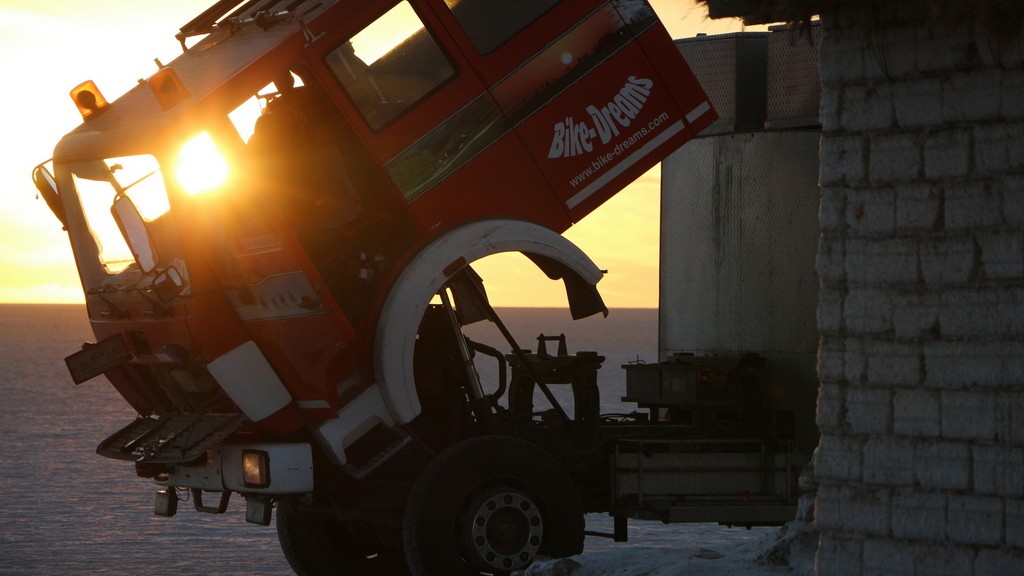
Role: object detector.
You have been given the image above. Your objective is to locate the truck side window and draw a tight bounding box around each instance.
[247,70,362,242]
[326,1,454,130]
[443,0,560,54]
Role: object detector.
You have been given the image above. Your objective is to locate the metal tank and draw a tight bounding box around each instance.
[659,24,822,454]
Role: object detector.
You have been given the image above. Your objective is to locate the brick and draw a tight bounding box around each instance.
[943,70,1003,123]
[1010,394,1024,444]
[990,32,1024,68]
[942,390,998,441]
[891,490,946,540]
[816,434,863,482]
[1003,69,1024,120]
[862,538,914,576]
[996,392,1014,444]
[866,436,917,487]
[821,135,867,185]
[912,543,976,576]
[846,188,897,237]
[844,337,868,385]
[818,236,847,285]
[923,341,969,389]
[892,3,924,22]
[940,288,1024,339]
[869,133,921,185]
[944,180,1002,229]
[865,340,921,387]
[816,381,846,434]
[841,83,895,132]
[895,182,940,231]
[915,26,972,74]
[923,129,971,180]
[977,26,1018,68]
[860,46,890,83]
[938,289,997,338]
[846,238,917,284]
[816,532,863,576]
[973,444,1024,497]
[893,77,943,128]
[919,235,977,287]
[844,288,894,335]
[818,32,865,85]
[818,286,845,335]
[892,291,940,340]
[947,495,1004,546]
[924,340,1024,389]
[864,437,915,486]
[1001,174,1024,226]
[820,85,842,132]
[893,388,939,437]
[975,123,1024,175]
[818,338,847,384]
[978,230,1024,280]
[877,26,917,78]
[915,441,970,491]
[820,186,848,234]
[1006,499,1024,548]
[843,485,892,536]
[815,483,845,532]
[976,547,1024,576]
[846,386,891,435]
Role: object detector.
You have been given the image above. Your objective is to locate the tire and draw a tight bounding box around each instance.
[277,498,409,576]
[402,436,585,576]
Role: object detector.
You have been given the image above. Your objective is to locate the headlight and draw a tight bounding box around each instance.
[242,449,271,489]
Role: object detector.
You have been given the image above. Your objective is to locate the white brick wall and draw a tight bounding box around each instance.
[814,1,1024,572]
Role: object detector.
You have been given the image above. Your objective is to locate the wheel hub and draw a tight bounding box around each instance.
[466,491,543,572]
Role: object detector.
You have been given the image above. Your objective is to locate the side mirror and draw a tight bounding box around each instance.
[152,266,185,302]
[111,195,160,273]
[33,164,67,227]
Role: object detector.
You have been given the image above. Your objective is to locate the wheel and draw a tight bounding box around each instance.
[276,497,409,576]
[402,436,585,576]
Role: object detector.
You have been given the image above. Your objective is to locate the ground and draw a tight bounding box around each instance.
[520,519,818,576]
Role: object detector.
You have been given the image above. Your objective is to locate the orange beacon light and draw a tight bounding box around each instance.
[148,67,191,111]
[70,80,109,121]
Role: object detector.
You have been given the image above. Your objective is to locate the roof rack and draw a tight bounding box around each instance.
[176,0,314,50]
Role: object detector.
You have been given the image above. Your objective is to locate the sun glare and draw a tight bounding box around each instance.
[349,1,424,65]
[176,131,229,195]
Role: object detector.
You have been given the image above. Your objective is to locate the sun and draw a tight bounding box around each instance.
[175,131,230,195]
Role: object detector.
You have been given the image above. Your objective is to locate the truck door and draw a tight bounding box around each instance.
[310,0,571,238]
[428,0,715,223]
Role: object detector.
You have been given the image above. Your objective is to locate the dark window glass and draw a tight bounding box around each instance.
[444,0,560,54]
[326,1,454,129]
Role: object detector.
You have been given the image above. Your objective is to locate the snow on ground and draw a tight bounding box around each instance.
[518,520,817,576]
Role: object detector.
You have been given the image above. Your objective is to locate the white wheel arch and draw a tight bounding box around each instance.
[373,219,604,424]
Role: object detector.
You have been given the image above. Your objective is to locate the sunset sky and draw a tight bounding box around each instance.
[0,1,758,307]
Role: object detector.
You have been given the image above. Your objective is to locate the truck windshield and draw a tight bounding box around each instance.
[69,154,170,274]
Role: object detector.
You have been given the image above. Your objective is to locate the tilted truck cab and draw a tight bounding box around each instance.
[30,1,769,574]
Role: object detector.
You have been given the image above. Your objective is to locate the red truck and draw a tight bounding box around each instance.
[32,1,801,574]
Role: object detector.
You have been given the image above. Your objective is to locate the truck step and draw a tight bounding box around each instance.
[96,413,248,464]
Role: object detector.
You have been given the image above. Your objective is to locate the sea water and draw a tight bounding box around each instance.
[0,304,774,575]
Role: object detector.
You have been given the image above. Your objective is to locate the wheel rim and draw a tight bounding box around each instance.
[462,490,544,572]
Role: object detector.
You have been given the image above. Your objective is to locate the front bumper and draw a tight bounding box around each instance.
[156,442,314,494]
